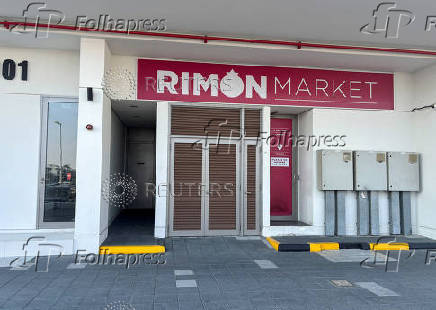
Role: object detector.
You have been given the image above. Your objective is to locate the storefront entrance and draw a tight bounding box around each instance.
[168,105,261,236]
[270,117,298,222]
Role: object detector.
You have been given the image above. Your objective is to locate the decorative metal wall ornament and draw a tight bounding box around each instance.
[102,173,138,208]
[102,67,136,100]
[104,300,136,310]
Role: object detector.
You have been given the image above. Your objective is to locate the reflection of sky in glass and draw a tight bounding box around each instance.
[46,102,78,169]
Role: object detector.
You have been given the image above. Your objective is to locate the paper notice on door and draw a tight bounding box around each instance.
[271,157,289,167]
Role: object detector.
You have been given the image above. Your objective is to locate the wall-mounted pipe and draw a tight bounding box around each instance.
[2,20,436,57]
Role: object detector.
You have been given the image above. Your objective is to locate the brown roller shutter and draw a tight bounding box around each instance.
[172,106,241,137]
[208,144,237,230]
[246,145,257,230]
[244,109,261,137]
[173,143,202,231]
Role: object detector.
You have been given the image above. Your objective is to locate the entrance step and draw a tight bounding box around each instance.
[99,245,165,254]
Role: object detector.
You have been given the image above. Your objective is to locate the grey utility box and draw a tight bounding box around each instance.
[387,152,420,191]
[318,150,353,191]
[354,151,388,191]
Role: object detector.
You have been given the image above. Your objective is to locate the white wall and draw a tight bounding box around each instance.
[0,47,79,96]
[74,38,112,252]
[0,48,79,256]
[0,94,41,230]
[298,110,315,226]
[310,109,416,234]
[411,64,436,239]
[109,111,125,223]
[154,102,169,238]
[0,47,79,232]
[394,72,415,112]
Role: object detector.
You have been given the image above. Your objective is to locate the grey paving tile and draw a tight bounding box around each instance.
[179,301,204,310]
[176,279,198,288]
[174,269,194,276]
[153,302,179,310]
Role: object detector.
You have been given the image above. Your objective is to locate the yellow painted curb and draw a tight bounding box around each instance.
[309,242,339,252]
[266,237,280,251]
[99,245,165,255]
[369,243,409,251]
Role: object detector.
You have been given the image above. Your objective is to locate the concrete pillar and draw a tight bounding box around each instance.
[74,38,111,253]
[389,191,401,235]
[154,102,170,238]
[325,191,335,236]
[357,191,370,235]
[370,191,379,235]
[261,106,271,235]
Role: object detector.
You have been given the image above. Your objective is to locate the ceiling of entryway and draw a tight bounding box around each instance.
[112,100,156,128]
[1,0,436,72]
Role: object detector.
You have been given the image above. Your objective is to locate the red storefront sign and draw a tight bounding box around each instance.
[137,58,394,110]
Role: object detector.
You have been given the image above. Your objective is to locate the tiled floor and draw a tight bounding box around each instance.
[101,209,160,246]
[1,236,436,309]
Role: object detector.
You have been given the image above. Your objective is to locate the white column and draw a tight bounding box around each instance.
[261,106,271,236]
[154,101,170,238]
[74,38,111,253]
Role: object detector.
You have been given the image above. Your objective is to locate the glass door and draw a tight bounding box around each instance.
[38,97,78,228]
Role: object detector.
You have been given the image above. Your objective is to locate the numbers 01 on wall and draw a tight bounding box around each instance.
[2,59,28,81]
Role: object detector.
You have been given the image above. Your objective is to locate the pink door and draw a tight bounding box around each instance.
[270,118,293,217]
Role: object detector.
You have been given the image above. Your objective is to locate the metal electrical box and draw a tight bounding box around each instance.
[318,150,353,191]
[387,152,420,191]
[354,151,387,191]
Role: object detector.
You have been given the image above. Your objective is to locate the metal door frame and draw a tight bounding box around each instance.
[242,139,262,235]
[37,96,78,229]
[168,137,241,236]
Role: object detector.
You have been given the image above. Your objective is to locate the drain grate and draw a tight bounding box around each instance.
[330,279,353,287]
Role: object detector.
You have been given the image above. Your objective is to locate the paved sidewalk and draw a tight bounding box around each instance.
[1,236,436,309]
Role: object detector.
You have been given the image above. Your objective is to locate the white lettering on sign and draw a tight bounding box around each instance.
[271,157,290,167]
[156,69,267,98]
[156,69,380,101]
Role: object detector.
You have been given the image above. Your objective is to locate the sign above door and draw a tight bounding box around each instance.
[137,58,394,110]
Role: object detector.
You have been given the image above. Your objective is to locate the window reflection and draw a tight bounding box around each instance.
[43,102,78,222]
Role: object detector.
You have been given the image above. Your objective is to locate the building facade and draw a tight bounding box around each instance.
[1,35,436,257]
